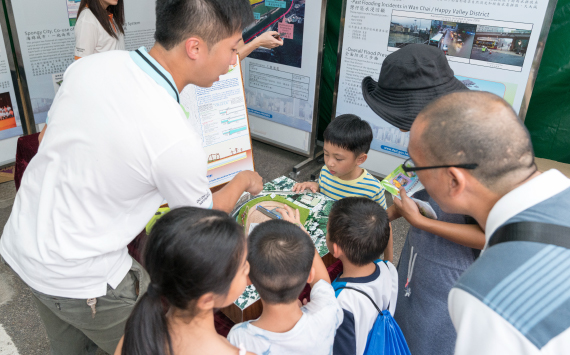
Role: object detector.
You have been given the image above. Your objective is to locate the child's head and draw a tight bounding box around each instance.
[326,197,390,266]
[122,207,248,355]
[248,220,315,305]
[323,114,373,178]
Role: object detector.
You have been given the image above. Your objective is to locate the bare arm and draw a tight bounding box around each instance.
[212,171,263,213]
[393,188,485,250]
[277,205,330,286]
[383,224,394,262]
[237,32,283,59]
[38,124,47,144]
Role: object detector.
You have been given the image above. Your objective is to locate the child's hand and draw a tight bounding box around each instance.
[275,205,308,232]
[393,187,423,227]
[292,181,319,193]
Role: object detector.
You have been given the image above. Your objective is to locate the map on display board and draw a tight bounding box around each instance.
[9,0,157,125]
[244,0,325,155]
[180,58,255,188]
[335,0,553,161]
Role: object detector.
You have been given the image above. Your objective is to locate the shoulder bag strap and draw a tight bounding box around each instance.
[335,286,383,314]
[489,221,570,249]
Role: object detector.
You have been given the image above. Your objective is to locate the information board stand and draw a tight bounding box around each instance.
[332,0,558,177]
[243,0,328,161]
[0,2,28,166]
[4,0,157,133]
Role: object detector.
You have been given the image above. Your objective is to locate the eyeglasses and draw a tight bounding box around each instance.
[402,158,478,173]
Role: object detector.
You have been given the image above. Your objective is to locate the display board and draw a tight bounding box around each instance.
[333,0,557,176]
[5,0,156,127]
[0,3,26,165]
[243,0,328,156]
[180,58,255,188]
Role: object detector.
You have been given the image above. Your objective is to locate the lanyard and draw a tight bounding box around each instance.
[135,49,180,104]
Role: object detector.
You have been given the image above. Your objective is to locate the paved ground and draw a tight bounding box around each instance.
[470,46,526,66]
[0,140,410,354]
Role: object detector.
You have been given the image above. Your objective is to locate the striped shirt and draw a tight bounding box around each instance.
[318,166,387,209]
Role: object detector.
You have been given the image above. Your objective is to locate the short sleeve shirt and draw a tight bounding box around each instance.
[318,166,387,209]
[227,280,344,355]
[0,49,212,299]
[74,8,125,58]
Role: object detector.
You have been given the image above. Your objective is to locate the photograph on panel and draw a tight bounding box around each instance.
[243,0,305,68]
[388,15,431,49]
[0,92,16,132]
[471,26,531,67]
[429,21,477,60]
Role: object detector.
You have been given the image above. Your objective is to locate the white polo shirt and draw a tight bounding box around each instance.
[0,48,212,299]
[74,8,125,58]
[449,170,570,355]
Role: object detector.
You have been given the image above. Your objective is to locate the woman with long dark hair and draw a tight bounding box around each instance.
[74,0,125,60]
[114,207,255,355]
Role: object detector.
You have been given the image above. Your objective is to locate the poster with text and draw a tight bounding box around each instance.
[243,0,324,150]
[335,0,551,159]
[180,58,255,188]
[0,23,22,141]
[9,0,156,125]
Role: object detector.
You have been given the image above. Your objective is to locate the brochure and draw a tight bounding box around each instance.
[381,165,437,220]
[380,165,424,197]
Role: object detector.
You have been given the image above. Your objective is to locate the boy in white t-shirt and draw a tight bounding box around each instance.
[227,206,343,355]
[328,197,398,355]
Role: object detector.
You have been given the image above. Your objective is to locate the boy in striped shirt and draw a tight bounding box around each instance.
[293,114,392,260]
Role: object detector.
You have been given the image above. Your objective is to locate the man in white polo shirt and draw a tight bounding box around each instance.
[406,91,570,354]
[0,0,260,354]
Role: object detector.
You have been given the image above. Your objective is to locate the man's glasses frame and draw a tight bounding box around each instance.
[402,158,478,173]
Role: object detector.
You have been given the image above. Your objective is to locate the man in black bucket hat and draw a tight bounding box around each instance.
[368,44,485,355]
[362,44,467,131]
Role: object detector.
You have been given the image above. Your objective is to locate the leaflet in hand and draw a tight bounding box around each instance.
[380,165,424,197]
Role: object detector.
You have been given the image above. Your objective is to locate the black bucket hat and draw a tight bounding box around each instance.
[362,44,467,131]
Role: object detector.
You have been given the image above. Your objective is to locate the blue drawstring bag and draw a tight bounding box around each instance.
[335,286,411,355]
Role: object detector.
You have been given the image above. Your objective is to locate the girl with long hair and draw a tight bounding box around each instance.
[114,207,255,355]
[74,0,125,60]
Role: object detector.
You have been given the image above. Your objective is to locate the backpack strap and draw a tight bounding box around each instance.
[489,221,570,249]
[335,286,384,315]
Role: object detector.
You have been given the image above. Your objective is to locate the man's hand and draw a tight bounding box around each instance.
[392,187,423,227]
[292,181,319,193]
[240,171,263,195]
[253,31,284,49]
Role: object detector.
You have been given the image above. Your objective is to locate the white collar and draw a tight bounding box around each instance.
[484,169,570,250]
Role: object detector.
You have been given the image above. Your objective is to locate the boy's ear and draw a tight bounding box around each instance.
[356,153,368,165]
[306,266,316,284]
[196,292,216,312]
[332,243,343,259]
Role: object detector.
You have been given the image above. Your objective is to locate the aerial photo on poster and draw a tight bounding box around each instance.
[429,21,476,59]
[471,26,531,67]
[244,0,305,68]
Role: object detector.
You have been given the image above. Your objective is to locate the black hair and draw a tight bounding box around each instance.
[155,0,254,50]
[121,207,246,355]
[328,197,390,266]
[78,0,124,38]
[417,91,535,193]
[323,114,374,157]
[248,220,315,304]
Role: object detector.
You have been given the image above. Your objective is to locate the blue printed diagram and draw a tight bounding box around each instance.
[220,105,247,125]
[223,126,248,136]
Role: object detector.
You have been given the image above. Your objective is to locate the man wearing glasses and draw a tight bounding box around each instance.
[408,90,570,354]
